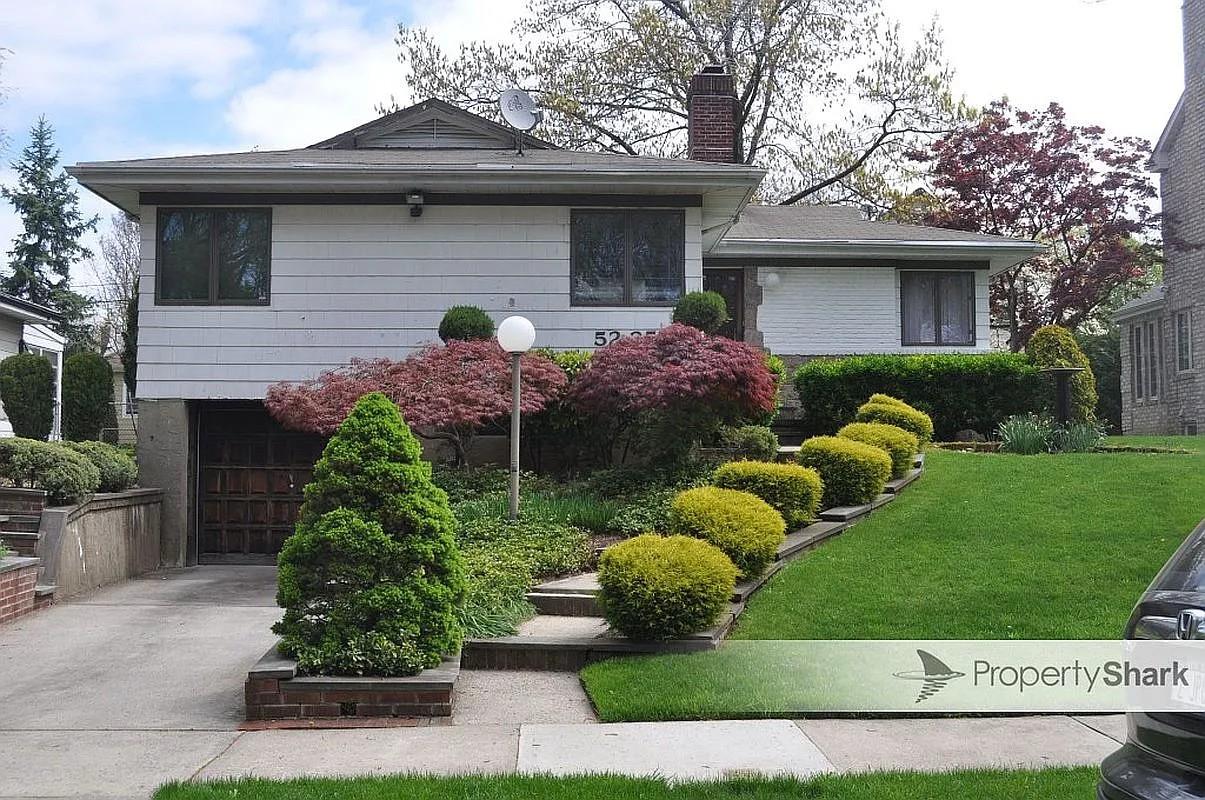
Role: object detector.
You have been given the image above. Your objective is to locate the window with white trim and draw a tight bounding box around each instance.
[1177,310,1194,371]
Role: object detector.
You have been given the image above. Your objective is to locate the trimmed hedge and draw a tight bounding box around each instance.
[63,441,137,492]
[837,422,918,478]
[668,486,785,578]
[63,351,118,441]
[438,305,494,342]
[716,425,778,462]
[1027,325,1097,422]
[671,291,729,334]
[795,436,891,507]
[793,353,1043,440]
[274,392,465,677]
[0,438,100,504]
[711,460,822,529]
[0,353,55,440]
[855,401,934,444]
[598,534,737,640]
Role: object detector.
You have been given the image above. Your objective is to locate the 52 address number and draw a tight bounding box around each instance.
[593,330,658,346]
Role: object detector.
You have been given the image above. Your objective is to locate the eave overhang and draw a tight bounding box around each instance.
[707,238,1045,275]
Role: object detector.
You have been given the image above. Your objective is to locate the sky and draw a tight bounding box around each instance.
[0,0,1187,297]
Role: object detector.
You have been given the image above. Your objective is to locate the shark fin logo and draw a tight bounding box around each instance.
[893,649,966,704]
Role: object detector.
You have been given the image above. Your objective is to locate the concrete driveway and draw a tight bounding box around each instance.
[0,566,280,799]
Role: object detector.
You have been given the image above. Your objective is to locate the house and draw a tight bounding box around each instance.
[0,293,64,440]
[68,67,1039,567]
[1116,0,1203,435]
[107,354,136,446]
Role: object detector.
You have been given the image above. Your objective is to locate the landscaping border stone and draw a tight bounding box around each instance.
[245,645,459,722]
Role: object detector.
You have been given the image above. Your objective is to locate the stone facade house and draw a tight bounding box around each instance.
[1116,0,1204,435]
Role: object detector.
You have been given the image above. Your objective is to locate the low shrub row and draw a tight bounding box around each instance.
[711,460,822,528]
[794,353,1042,440]
[836,421,918,478]
[0,437,137,504]
[668,486,786,579]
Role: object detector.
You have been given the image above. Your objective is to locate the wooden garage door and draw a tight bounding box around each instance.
[198,404,326,563]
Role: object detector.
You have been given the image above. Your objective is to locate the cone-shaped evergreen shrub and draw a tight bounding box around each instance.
[274,392,465,676]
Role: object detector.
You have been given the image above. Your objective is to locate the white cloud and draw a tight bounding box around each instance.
[223,0,528,149]
[1,1,271,111]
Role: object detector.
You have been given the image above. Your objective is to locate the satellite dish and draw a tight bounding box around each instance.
[500,88,542,132]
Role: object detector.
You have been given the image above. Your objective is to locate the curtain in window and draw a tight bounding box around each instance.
[938,272,974,345]
[159,209,211,300]
[571,212,626,304]
[630,214,684,303]
[901,272,936,344]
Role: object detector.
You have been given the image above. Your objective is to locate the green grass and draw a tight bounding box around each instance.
[155,767,1098,800]
[582,441,1205,720]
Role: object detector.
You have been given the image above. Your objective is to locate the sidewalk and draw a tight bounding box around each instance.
[0,567,1123,798]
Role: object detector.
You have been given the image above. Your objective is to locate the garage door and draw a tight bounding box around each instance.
[198,403,326,563]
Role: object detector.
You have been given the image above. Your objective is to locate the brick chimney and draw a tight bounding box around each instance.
[687,65,739,163]
[1187,0,1204,85]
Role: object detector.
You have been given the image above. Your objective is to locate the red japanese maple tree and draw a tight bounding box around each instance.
[906,100,1159,349]
[568,324,777,460]
[265,340,567,465]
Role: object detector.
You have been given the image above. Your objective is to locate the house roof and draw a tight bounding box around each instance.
[309,98,559,151]
[1150,94,1185,172]
[0,293,61,325]
[710,205,1044,273]
[1113,283,1166,320]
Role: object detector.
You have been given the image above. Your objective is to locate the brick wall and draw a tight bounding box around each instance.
[0,559,40,625]
[245,677,453,720]
[687,67,738,163]
[0,488,47,516]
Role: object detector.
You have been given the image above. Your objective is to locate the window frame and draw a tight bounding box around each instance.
[1132,323,1144,400]
[898,269,977,347]
[569,208,686,307]
[1147,320,1160,400]
[1177,310,1194,372]
[155,207,273,306]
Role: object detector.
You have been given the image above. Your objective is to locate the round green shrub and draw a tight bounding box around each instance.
[63,351,117,441]
[0,353,55,440]
[274,392,465,677]
[855,400,934,443]
[667,486,785,578]
[717,424,779,461]
[795,436,891,507]
[438,305,495,343]
[0,438,100,504]
[868,393,910,408]
[711,460,822,529]
[1026,324,1097,423]
[597,534,737,640]
[671,291,729,334]
[63,440,137,492]
[836,422,918,478]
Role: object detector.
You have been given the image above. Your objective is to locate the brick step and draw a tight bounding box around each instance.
[0,530,40,558]
[462,609,735,671]
[0,515,41,533]
[33,584,55,610]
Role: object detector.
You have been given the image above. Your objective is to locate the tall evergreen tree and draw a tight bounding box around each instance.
[1,116,98,350]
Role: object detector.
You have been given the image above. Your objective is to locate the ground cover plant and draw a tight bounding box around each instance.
[155,767,1100,800]
[581,442,1205,720]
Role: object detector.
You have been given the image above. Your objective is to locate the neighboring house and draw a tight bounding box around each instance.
[68,66,1039,567]
[1116,0,1203,435]
[107,354,136,446]
[0,293,64,440]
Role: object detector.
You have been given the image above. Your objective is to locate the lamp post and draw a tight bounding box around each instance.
[497,315,536,520]
[1040,366,1085,425]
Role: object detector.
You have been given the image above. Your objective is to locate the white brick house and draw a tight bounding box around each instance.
[69,69,1039,566]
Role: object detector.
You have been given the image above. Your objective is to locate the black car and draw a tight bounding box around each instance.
[1099,519,1205,799]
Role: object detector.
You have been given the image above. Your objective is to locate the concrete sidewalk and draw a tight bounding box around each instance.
[0,567,1123,798]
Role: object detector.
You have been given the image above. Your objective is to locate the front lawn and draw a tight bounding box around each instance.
[582,442,1205,721]
[156,767,1097,800]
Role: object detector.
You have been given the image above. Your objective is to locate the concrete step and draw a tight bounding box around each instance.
[462,608,735,671]
[884,468,923,494]
[818,493,894,523]
[778,521,848,559]
[526,591,602,617]
[0,515,41,533]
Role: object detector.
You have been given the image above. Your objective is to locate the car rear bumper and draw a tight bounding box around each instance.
[1098,743,1205,800]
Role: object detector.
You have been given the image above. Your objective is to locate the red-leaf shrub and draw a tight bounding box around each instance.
[568,324,776,463]
[265,340,567,465]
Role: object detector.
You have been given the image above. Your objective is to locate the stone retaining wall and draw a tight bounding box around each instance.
[39,489,162,600]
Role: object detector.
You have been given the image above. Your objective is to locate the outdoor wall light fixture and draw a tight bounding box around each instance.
[497,315,536,519]
[407,190,424,217]
[757,269,781,288]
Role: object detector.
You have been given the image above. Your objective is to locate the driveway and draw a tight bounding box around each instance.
[0,566,280,799]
